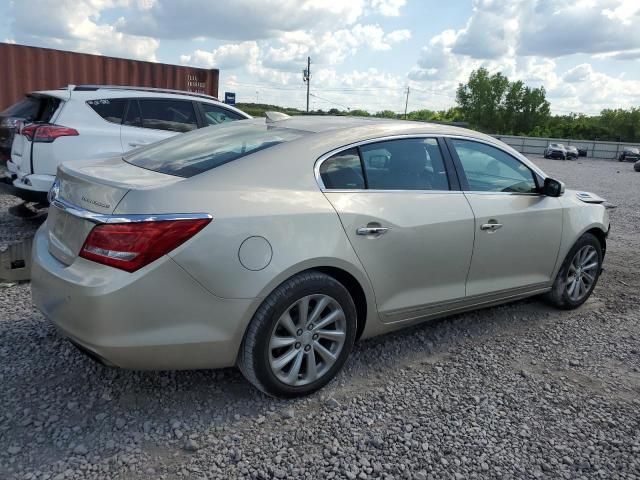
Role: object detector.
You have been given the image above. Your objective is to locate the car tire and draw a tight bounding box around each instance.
[238,270,357,398]
[634,161,640,172]
[545,233,603,310]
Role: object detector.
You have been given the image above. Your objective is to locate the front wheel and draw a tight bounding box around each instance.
[238,271,357,397]
[546,233,603,309]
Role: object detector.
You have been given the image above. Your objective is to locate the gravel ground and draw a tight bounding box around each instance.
[1,157,639,480]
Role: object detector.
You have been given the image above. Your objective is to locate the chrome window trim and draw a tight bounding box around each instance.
[51,197,212,224]
[314,134,452,192]
[313,133,548,194]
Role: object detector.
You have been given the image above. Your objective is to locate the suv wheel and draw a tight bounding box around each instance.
[546,233,603,309]
[238,271,357,397]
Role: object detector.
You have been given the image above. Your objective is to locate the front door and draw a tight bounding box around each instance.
[319,138,475,323]
[448,138,563,297]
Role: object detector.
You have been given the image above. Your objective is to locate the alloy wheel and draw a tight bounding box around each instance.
[268,294,346,386]
[566,245,599,302]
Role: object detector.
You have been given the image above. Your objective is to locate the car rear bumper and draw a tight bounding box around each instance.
[547,151,565,158]
[31,226,258,370]
[0,174,49,203]
[2,161,52,202]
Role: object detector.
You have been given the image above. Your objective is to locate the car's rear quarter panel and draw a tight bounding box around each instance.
[114,140,380,335]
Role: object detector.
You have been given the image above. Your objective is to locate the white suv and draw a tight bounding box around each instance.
[3,85,250,203]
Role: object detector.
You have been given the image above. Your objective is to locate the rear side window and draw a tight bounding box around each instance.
[139,99,197,133]
[125,122,306,178]
[320,148,365,189]
[200,103,245,125]
[87,99,127,124]
[360,138,450,190]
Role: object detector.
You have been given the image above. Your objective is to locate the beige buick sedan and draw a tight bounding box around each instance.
[32,115,609,397]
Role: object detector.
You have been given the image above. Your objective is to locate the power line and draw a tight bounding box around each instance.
[309,93,350,110]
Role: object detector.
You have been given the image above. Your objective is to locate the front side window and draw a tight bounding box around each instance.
[139,99,198,133]
[87,99,127,124]
[125,122,306,178]
[201,103,245,125]
[319,148,365,189]
[452,139,538,193]
[360,138,449,190]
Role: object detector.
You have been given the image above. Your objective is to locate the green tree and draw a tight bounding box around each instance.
[456,68,550,134]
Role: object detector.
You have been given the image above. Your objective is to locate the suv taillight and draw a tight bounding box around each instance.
[79,218,211,272]
[22,124,79,143]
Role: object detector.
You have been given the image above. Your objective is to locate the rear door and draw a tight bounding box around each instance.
[320,137,475,323]
[120,98,198,151]
[447,138,563,297]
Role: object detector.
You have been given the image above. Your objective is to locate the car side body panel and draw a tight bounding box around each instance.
[550,191,609,281]
[463,193,563,296]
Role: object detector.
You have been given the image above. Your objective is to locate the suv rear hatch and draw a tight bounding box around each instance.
[47,157,182,265]
[9,93,65,175]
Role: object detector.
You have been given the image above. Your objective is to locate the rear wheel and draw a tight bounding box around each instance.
[546,233,602,309]
[238,271,357,398]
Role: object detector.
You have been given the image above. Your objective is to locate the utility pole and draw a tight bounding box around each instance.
[404,86,410,119]
[303,56,311,113]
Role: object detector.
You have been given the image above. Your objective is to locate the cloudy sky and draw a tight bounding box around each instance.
[2,0,640,115]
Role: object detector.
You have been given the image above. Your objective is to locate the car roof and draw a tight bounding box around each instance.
[264,115,499,142]
[247,115,546,178]
[29,88,250,117]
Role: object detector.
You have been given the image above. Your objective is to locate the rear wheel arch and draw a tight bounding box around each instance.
[312,266,368,340]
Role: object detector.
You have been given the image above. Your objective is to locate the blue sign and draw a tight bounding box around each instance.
[224,92,236,105]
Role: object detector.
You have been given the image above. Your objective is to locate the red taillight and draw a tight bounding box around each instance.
[79,218,211,272]
[22,124,79,142]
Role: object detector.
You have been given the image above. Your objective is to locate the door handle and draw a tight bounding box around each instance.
[356,226,389,236]
[480,222,503,231]
[128,141,149,147]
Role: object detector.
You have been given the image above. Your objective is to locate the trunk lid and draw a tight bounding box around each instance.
[47,157,182,265]
[10,93,64,174]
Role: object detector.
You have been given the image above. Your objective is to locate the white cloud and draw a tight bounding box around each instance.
[180,42,259,69]
[563,64,594,83]
[9,0,159,61]
[386,29,411,43]
[408,0,640,114]
[368,0,406,16]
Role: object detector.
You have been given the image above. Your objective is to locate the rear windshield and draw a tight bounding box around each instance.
[124,122,306,177]
[2,95,61,122]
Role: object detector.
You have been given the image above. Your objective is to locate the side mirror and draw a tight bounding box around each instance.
[543,177,565,197]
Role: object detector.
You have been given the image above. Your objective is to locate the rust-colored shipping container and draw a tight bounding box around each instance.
[0,43,219,111]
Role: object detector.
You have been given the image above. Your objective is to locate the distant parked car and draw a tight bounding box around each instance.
[544,143,567,160]
[0,95,61,163]
[1,85,250,203]
[565,146,579,160]
[618,147,640,162]
[577,147,587,157]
